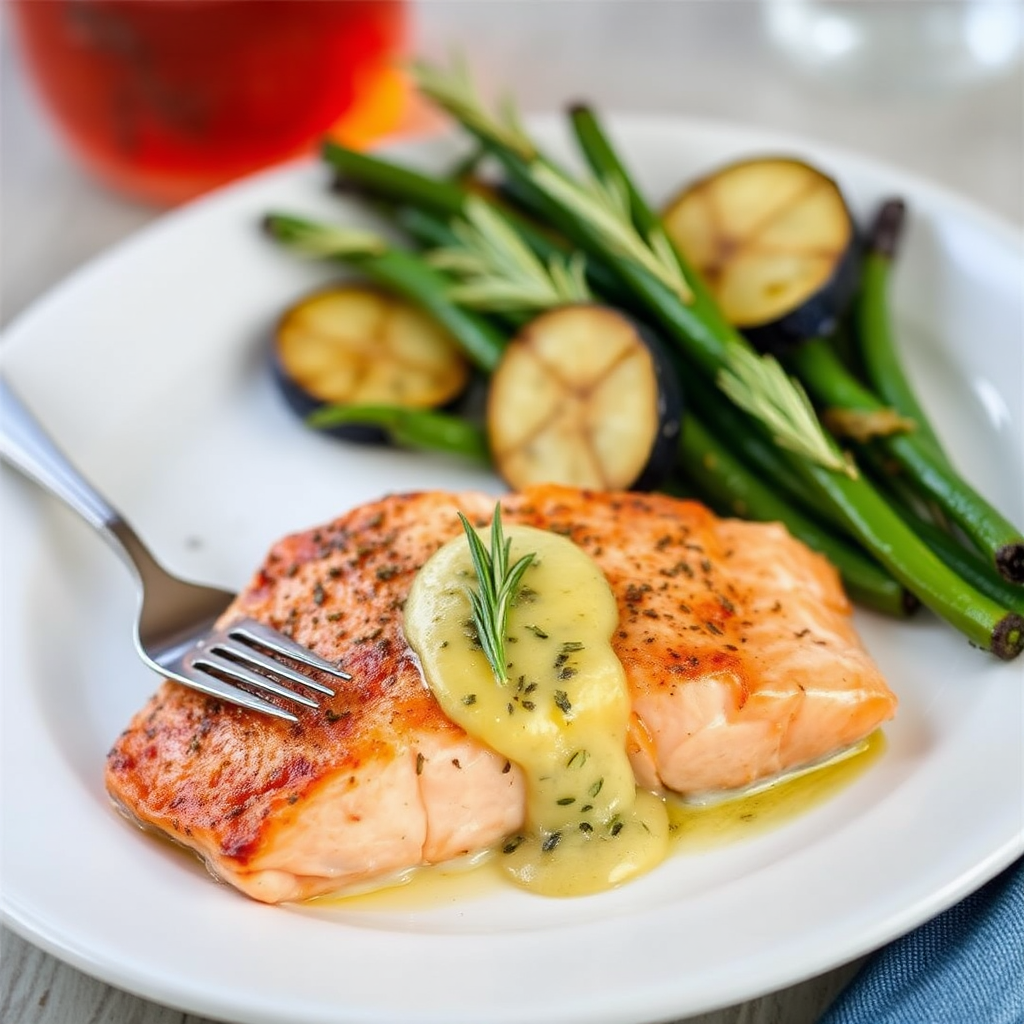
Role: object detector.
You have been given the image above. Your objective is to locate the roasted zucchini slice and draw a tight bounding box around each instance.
[487,305,682,491]
[273,284,471,442]
[662,157,859,351]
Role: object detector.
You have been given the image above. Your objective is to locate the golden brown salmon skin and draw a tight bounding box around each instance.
[106,486,896,903]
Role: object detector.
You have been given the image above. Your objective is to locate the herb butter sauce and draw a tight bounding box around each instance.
[405,522,669,896]
[313,733,884,910]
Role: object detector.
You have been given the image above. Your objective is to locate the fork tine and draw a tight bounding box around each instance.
[227,619,352,680]
[210,640,336,696]
[189,651,321,709]
[165,665,299,723]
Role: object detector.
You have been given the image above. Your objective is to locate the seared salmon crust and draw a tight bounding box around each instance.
[106,486,896,903]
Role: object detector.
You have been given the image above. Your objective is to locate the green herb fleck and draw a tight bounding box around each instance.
[567,749,589,769]
[541,831,562,852]
[503,835,524,854]
[430,195,593,314]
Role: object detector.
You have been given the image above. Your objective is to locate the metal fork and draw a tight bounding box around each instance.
[0,377,350,721]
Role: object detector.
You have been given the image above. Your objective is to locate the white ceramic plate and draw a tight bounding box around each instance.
[2,118,1022,1024]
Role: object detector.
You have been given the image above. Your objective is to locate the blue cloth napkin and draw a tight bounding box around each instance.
[818,856,1024,1024]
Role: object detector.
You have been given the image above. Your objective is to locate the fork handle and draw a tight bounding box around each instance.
[0,377,123,533]
[1,378,195,598]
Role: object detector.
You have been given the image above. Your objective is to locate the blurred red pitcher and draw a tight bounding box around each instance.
[9,0,408,205]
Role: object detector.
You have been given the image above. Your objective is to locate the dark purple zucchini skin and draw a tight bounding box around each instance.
[625,313,685,492]
[742,235,862,355]
[270,312,478,447]
[269,344,392,445]
[271,355,486,446]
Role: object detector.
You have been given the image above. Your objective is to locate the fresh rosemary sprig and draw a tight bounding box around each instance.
[263,215,386,259]
[717,347,857,478]
[458,506,535,686]
[527,164,692,303]
[411,56,537,163]
[409,59,691,305]
[428,196,592,312]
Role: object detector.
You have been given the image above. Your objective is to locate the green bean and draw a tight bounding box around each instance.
[324,141,470,217]
[879,486,1024,617]
[392,205,463,251]
[790,336,1024,582]
[685,372,836,528]
[322,141,627,302]
[854,199,949,459]
[307,405,489,460]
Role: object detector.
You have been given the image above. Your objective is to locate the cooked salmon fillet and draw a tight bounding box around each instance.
[106,486,896,903]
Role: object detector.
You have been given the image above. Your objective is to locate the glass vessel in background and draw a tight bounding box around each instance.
[9,0,408,205]
[764,0,1024,93]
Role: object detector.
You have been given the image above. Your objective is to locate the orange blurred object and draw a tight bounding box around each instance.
[10,0,408,205]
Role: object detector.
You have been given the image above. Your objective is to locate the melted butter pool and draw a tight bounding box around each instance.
[665,730,886,850]
[315,733,884,909]
[311,733,886,910]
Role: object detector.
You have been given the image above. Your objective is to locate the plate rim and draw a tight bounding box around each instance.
[2,112,1023,1024]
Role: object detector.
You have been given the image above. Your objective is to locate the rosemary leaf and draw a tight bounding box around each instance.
[426,248,485,276]
[268,217,386,259]
[549,252,591,301]
[411,57,537,162]
[648,227,685,283]
[527,164,693,303]
[411,57,689,303]
[458,506,536,685]
[445,279,555,312]
[717,347,857,478]
[428,196,591,312]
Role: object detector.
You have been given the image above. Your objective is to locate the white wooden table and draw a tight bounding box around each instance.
[2,4,1021,1023]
